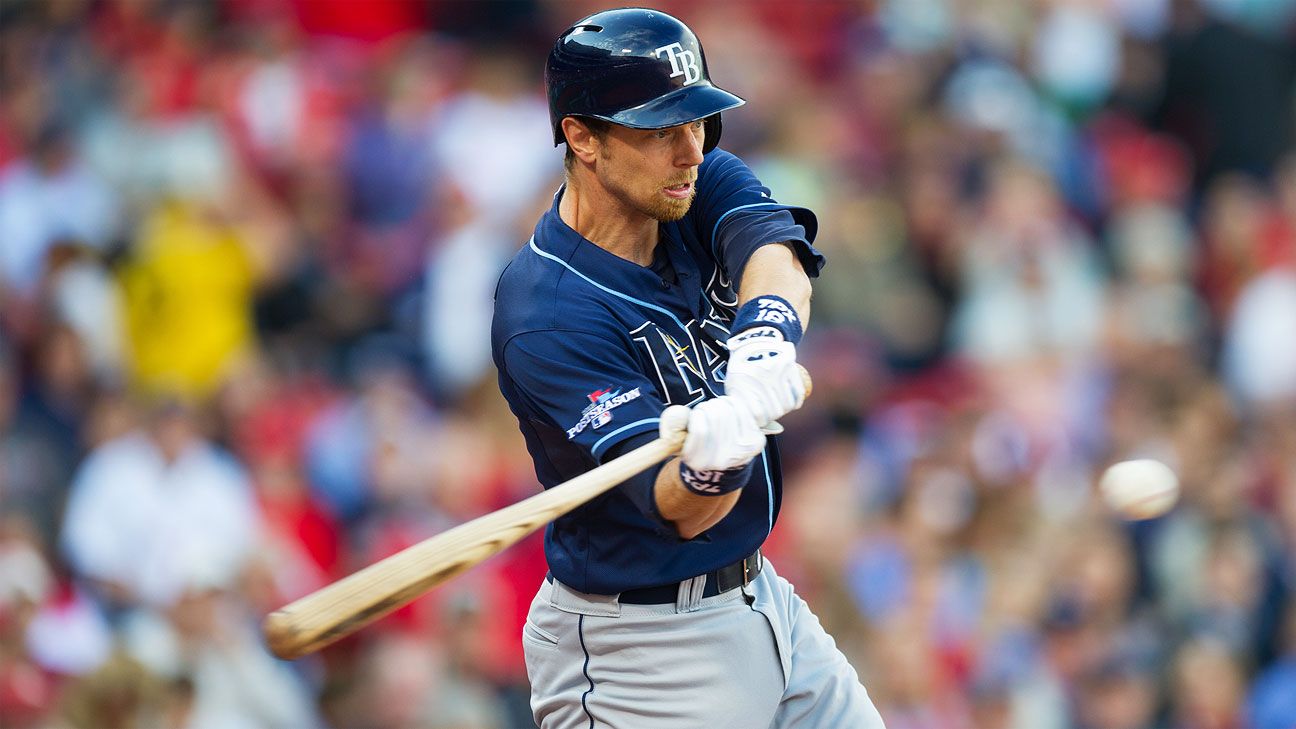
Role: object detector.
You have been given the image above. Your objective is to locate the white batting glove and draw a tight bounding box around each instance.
[723,327,807,427]
[659,397,766,473]
[658,404,691,445]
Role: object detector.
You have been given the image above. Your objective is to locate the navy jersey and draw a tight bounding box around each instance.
[492,149,823,594]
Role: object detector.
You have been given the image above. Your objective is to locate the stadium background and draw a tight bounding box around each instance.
[1,0,1296,727]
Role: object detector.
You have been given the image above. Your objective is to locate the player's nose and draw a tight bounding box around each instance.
[676,124,705,167]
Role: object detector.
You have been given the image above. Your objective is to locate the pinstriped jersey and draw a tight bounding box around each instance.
[491,149,823,595]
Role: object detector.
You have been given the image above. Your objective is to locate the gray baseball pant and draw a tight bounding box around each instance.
[522,557,887,728]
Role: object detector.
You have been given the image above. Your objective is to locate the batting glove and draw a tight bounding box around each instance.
[723,295,807,427]
[659,398,766,495]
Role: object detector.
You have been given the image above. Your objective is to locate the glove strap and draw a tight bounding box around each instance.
[731,295,802,345]
[679,460,755,496]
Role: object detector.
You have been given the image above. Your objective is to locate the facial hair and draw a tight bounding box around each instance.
[598,146,697,222]
[646,181,696,222]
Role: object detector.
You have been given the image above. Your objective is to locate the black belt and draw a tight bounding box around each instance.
[549,550,763,605]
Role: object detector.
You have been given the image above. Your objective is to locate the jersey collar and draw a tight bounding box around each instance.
[532,185,700,294]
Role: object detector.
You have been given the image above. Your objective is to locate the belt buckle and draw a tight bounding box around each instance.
[742,557,750,585]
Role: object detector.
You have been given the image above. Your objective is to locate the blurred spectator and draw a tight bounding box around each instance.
[0,512,60,728]
[1248,603,1296,729]
[1222,266,1296,409]
[0,123,120,302]
[421,47,561,398]
[118,199,256,398]
[0,334,83,544]
[1157,6,1296,187]
[1031,3,1122,114]
[426,48,557,224]
[1171,638,1249,729]
[122,583,317,729]
[1104,202,1206,360]
[951,159,1107,365]
[59,401,261,609]
[57,652,171,729]
[1072,646,1160,729]
[80,86,236,214]
[303,353,439,524]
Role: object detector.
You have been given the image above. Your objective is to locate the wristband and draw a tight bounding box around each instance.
[731,295,802,345]
[679,460,755,496]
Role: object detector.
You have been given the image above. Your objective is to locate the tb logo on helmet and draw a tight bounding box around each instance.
[655,42,701,85]
[546,8,745,153]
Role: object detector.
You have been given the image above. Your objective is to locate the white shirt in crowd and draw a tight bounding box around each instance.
[60,430,261,607]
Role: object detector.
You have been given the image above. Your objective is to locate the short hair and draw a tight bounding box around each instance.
[563,117,613,171]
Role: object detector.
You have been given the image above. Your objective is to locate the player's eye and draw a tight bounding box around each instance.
[655,130,670,139]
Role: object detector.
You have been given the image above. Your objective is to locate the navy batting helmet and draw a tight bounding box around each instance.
[545,8,745,154]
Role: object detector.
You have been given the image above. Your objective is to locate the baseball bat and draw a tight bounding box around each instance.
[263,367,811,660]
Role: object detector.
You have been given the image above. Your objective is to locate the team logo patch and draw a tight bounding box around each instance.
[567,386,642,439]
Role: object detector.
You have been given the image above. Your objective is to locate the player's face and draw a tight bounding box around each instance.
[595,121,706,222]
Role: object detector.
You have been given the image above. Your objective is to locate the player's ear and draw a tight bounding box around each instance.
[562,117,600,165]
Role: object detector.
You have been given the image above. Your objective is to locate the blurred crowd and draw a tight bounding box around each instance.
[1,0,1295,727]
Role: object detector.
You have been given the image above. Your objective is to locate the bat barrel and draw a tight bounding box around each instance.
[261,435,685,659]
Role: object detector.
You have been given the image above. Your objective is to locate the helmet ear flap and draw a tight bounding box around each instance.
[702,114,723,154]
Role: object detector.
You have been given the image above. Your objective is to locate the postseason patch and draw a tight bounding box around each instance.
[567,387,642,439]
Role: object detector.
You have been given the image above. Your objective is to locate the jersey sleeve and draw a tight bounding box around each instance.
[501,329,675,532]
[693,149,826,289]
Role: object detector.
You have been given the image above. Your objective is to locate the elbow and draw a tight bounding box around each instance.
[671,509,726,540]
[784,256,813,303]
[789,275,813,311]
[672,515,709,541]
[653,464,742,539]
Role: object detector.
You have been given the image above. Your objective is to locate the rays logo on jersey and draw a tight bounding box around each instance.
[567,387,642,439]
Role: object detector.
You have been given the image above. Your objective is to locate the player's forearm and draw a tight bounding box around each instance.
[653,456,741,539]
[737,243,811,325]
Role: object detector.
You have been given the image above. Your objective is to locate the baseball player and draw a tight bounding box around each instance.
[491,8,886,728]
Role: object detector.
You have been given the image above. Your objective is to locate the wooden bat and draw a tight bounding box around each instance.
[263,368,811,660]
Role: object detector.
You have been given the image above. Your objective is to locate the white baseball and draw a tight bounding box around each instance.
[1099,459,1180,520]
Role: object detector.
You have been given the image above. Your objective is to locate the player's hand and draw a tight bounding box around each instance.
[723,327,807,427]
[659,397,766,472]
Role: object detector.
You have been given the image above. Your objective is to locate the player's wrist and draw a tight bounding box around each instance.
[679,459,755,496]
[727,325,784,351]
[730,295,802,345]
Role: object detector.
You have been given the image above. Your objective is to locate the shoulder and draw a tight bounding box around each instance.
[700,147,745,171]
[697,148,750,188]
[492,240,625,350]
[690,148,772,216]
[494,240,560,319]
[687,149,818,240]
[499,328,627,383]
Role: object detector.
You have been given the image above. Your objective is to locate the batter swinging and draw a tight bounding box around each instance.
[491,8,887,728]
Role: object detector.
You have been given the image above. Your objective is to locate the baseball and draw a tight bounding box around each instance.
[1099,459,1180,520]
